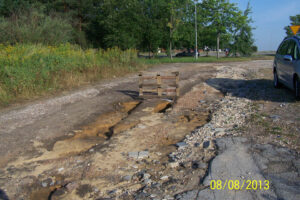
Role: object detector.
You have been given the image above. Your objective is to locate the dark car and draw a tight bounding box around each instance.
[175,50,199,57]
[273,35,300,100]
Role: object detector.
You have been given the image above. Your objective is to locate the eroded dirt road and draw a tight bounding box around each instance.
[0,60,299,200]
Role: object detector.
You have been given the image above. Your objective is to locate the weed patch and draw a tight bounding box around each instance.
[0,44,145,106]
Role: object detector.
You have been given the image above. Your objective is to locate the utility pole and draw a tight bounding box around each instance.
[195,0,198,59]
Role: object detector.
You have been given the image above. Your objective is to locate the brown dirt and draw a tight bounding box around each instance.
[4,60,294,199]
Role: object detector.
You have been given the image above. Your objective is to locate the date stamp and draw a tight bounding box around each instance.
[210,180,270,191]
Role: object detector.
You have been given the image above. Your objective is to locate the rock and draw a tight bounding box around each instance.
[129,152,139,159]
[194,142,200,147]
[41,182,48,187]
[58,167,64,172]
[215,128,225,132]
[160,176,169,181]
[175,142,187,149]
[138,151,149,159]
[143,173,151,179]
[169,162,179,168]
[202,141,210,149]
[89,148,94,152]
[123,175,132,182]
[192,161,207,169]
[66,182,79,192]
[164,194,174,200]
[270,115,280,122]
[143,178,152,185]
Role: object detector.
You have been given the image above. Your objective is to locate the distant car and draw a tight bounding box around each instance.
[175,50,199,57]
[273,35,300,100]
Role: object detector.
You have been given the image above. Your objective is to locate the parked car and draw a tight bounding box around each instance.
[175,50,199,57]
[273,35,300,100]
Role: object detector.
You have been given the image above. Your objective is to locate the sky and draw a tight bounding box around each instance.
[230,0,299,51]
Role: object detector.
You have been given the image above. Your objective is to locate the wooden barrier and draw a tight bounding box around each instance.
[139,72,179,98]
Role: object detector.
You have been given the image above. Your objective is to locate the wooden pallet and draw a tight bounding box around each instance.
[139,72,179,98]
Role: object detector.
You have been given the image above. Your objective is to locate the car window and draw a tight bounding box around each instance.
[278,40,289,55]
[295,44,300,60]
[286,40,295,59]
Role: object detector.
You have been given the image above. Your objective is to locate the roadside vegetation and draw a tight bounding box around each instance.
[0,1,294,106]
[0,44,143,106]
[0,44,274,107]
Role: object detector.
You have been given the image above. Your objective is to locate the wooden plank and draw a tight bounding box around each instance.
[142,88,158,92]
[138,72,179,98]
[139,88,143,96]
[139,83,178,87]
[141,76,156,80]
[176,88,180,96]
[161,76,177,80]
[158,87,162,96]
[157,74,161,86]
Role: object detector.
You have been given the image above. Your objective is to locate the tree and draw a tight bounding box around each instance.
[200,0,239,58]
[138,0,166,57]
[284,14,300,36]
[230,2,255,56]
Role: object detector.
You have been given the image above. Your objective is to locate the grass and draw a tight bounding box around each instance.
[0,43,145,106]
[0,44,274,107]
[142,55,274,65]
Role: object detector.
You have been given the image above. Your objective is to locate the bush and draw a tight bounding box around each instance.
[0,9,74,45]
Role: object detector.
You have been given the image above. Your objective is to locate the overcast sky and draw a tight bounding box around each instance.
[230,0,299,51]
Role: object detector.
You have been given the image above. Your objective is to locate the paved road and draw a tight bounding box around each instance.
[176,137,300,200]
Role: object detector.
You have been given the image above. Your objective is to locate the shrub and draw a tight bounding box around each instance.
[0,8,74,45]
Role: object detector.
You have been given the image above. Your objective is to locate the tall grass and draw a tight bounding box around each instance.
[0,44,144,106]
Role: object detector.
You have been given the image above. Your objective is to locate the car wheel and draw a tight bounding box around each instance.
[295,77,300,100]
[273,70,281,88]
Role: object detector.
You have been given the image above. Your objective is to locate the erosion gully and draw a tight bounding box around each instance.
[0,64,224,199]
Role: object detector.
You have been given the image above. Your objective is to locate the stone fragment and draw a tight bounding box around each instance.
[138,151,149,159]
[143,173,151,179]
[160,176,169,181]
[202,141,210,149]
[169,162,179,168]
[175,142,187,149]
[41,182,47,187]
[122,175,132,181]
[128,152,139,159]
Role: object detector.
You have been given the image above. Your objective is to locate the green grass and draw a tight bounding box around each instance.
[0,44,145,106]
[142,55,273,65]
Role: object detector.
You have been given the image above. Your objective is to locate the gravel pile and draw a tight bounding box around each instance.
[170,66,253,165]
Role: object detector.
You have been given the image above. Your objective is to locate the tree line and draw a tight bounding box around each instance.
[0,0,257,56]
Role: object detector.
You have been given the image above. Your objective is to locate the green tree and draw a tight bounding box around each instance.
[200,0,239,58]
[230,2,255,56]
[284,14,300,36]
[165,0,191,59]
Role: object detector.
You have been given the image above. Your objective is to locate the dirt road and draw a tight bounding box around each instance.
[0,60,299,200]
